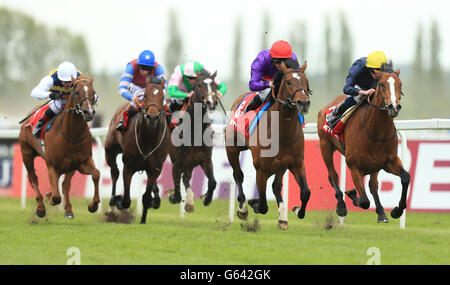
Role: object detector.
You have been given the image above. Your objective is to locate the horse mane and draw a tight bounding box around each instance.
[273,59,300,96]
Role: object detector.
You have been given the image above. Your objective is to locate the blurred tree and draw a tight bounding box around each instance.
[429,19,442,79]
[290,20,307,62]
[324,15,333,87]
[338,11,352,75]
[165,8,183,76]
[261,10,270,50]
[412,23,423,76]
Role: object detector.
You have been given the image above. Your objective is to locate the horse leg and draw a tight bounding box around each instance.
[61,171,75,218]
[105,146,121,207]
[182,168,194,212]
[226,147,247,220]
[78,157,101,213]
[169,165,182,204]
[47,166,62,206]
[151,183,161,209]
[369,172,389,223]
[383,157,410,219]
[290,162,311,220]
[319,139,347,216]
[272,173,288,230]
[118,166,133,210]
[248,169,269,215]
[21,147,45,217]
[200,158,217,207]
[140,171,156,224]
[349,168,370,209]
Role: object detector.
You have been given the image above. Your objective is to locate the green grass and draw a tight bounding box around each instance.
[0,197,449,265]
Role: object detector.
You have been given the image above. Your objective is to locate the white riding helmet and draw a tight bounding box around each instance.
[57,61,77,81]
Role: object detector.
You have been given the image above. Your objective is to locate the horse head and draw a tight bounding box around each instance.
[274,60,311,115]
[70,74,97,122]
[142,76,166,128]
[191,71,219,112]
[373,69,403,118]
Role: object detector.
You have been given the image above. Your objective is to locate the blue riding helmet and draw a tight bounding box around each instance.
[137,50,155,67]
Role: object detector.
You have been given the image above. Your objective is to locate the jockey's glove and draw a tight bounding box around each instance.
[49,91,63,100]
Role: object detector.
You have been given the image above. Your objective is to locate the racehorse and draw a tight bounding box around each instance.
[18,74,100,219]
[225,59,312,230]
[317,69,409,223]
[167,71,220,213]
[104,77,169,224]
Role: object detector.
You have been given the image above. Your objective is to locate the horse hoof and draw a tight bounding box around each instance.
[88,203,98,213]
[36,209,46,218]
[345,189,360,206]
[64,211,74,219]
[185,204,194,213]
[202,194,213,206]
[151,196,161,209]
[292,206,306,219]
[117,199,131,210]
[336,206,348,217]
[360,200,370,210]
[52,197,62,205]
[278,220,288,230]
[248,199,259,212]
[378,217,389,223]
[110,195,122,207]
[169,194,181,204]
[237,210,248,220]
[390,207,403,219]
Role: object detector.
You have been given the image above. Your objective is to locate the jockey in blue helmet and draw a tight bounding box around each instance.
[116,50,166,132]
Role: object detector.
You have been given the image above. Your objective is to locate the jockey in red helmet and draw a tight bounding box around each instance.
[246,40,299,112]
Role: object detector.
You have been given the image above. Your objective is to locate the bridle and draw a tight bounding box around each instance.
[363,72,401,142]
[63,79,97,116]
[273,70,312,110]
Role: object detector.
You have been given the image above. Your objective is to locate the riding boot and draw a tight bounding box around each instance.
[246,95,263,112]
[32,108,56,139]
[326,100,349,128]
[116,105,138,132]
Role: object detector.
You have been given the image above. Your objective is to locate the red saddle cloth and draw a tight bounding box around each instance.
[25,105,51,140]
[228,93,268,138]
[321,104,345,144]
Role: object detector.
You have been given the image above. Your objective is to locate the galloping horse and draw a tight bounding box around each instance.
[104,77,169,224]
[225,60,311,229]
[317,69,409,223]
[168,71,220,212]
[18,74,100,218]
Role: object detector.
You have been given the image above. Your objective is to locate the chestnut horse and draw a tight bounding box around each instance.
[18,74,100,219]
[317,69,409,223]
[225,60,311,230]
[167,71,220,212]
[104,77,169,224]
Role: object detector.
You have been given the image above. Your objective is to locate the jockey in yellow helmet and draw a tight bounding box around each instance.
[326,51,388,128]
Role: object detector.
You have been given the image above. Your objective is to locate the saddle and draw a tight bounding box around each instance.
[229,93,305,138]
[25,105,56,139]
[321,102,362,144]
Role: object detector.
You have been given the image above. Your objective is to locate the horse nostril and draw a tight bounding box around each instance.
[397,104,402,111]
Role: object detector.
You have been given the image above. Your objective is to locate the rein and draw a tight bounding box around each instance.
[59,78,94,143]
[134,111,167,160]
[363,94,397,142]
[273,70,310,109]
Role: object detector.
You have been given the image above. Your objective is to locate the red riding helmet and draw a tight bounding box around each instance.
[270,40,293,58]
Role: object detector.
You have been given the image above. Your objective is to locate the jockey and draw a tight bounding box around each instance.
[246,40,298,112]
[167,60,227,113]
[326,51,387,128]
[116,49,166,132]
[31,61,82,139]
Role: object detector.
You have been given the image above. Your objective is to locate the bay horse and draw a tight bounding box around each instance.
[18,74,100,219]
[167,71,220,213]
[317,69,409,223]
[104,77,169,224]
[225,59,311,230]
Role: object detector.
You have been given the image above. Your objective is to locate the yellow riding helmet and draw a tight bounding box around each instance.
[366,51,387,69]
